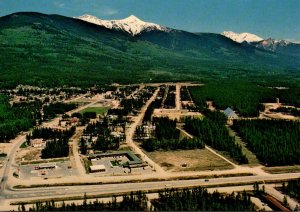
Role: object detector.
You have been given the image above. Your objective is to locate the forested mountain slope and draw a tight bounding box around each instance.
[0,12,299,88]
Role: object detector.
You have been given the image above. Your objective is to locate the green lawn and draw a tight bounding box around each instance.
[110,160,121,166]
[80,107,109,115]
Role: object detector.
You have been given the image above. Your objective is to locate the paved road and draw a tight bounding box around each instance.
[0,134,25,193]
[70,127,86,176]
[265,184,299,210]
[175,84,181,110]
[125,88,166,174]
[66,95,108,177]
[121,82,203,87]
[3,172,300,200]
[251,196,273,211]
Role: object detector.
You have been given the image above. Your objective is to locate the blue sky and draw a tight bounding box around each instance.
[0,0,299,42]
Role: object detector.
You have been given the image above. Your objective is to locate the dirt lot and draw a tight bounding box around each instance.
[147,149,234,172]
[261,103,299,120]
[263,113,298,120]
[15,147,42,163]
[0,142,13,154]
[152,109,202,121]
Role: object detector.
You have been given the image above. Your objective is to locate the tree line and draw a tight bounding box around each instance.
[30,126,76,140]
[142,137,204,152]
[43,102,77,120]
[188,81,300,117]
[30,127,76,159]
[154,117,180,140]
[21,187,255,211]
[0,95,39,142]
[282,178,300,201]
[41,138,69,159]
[232,119,300,166]
[152,187,255,211]
[141,117,204,152]
[22,191,147,211]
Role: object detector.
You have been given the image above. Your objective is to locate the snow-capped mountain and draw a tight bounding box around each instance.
[222,31,263,43]
[252,38,291,51]
[251,38,300,57]
[221,30,299,57]
[76,14,168,36]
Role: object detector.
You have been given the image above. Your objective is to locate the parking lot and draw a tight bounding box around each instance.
[19,160,79,180]
[90,155,153,176]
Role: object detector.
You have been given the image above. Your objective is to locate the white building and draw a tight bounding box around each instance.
[90,164,106,173]
[31,139,46,148]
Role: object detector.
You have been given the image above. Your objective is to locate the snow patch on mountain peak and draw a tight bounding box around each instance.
[222,31,264,43]
[76,14,167,36]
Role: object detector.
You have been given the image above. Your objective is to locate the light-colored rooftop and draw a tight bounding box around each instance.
[90,164,106,171]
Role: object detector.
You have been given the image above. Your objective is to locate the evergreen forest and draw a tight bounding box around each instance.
[0,95,38,142]
[22,188,255,211]
[184,111,248,164]
[232,119,300,166]
[282,178,300,201]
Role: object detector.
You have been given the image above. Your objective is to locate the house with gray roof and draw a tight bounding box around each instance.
[223,107,239,119]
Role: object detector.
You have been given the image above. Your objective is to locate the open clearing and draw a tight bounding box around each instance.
[227,126,260,166]
[147,149,234,172]
[79,107,109,115]
[15,147,42,163]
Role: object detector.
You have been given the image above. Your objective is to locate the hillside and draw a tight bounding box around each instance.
[0,12,299,88]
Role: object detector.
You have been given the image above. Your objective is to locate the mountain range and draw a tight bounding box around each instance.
[76,14,300,57]
[76,14,169,36]
[0,12,299,88]
[221,31,300,57]
[221,31,263,43]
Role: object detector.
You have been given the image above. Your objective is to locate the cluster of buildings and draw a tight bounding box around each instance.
[88,151,146,173]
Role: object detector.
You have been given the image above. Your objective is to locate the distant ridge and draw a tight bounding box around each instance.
[0,12,299,88]
[221,31,263,43]
[76,14,169,36]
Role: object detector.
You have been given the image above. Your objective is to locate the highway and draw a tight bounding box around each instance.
[3,172,300,200]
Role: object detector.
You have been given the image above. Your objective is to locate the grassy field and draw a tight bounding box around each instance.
[227,126,260,166]
[263,165,300,174]
[80,107,109,115]
[147,149,234,172]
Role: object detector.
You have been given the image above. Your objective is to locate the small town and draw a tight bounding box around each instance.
[0,0,300,211]
[0,82,300,211]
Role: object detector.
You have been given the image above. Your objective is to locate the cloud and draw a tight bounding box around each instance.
[53,1,65,8]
